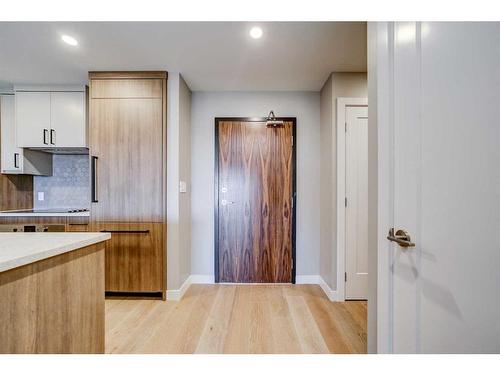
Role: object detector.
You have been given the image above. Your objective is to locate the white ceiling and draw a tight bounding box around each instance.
[0,22,366,91]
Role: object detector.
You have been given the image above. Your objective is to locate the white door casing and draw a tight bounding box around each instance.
[345,106,369,299]
[336,97,368,302]
[375,22,500,353]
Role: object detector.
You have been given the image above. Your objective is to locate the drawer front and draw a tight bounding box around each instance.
[66,216,90,232]
[90,222,164,293]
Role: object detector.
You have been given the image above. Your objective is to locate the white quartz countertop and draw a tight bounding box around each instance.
[0,211,90,217]
[0,233,111,273]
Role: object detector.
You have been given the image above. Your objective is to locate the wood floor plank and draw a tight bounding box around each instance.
[327,303,367,353]
[247,286,274,353]
[266,286,302,353]
[222,285,252,353]
[105,284,367,354]
[284,287,330,354]
[131,285,208,353]
[105,299,158,353]
[344,301,368,332]
[301,285,352,353]
[195,285,237,353]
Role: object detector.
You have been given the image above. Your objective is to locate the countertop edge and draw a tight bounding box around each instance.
[0,233,111,273]
[0,212,90,217]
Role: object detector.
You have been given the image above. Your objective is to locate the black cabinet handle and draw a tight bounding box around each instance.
[14,153,19,168]
[43,129,49,145]
[50,129,56,145]
[91,156,98,203]
[100,230,150,234]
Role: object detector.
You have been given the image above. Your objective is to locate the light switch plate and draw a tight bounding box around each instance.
[179,181,187,193]
[37,191,44,201]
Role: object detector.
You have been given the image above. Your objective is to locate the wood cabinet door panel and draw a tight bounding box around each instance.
[90,222,164,292]
[90,79,163,99]
[89,97,163,221]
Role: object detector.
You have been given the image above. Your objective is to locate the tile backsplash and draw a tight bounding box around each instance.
[34,154,90,209]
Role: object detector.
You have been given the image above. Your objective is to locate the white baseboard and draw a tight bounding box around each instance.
[317,275,341,302]
[296,274,341,302]
[166,274,214,301]
[167,274,341,302]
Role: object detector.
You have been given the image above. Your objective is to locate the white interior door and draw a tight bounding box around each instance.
[345,105,368,299]
[376,22,500,353]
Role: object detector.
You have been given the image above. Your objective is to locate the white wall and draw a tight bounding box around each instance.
[167,72,192,290]
[191,91,321,277]
[319,72,367,290]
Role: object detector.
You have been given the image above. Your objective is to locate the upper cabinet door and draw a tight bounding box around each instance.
[16,91,51,148]
[50,91,87,147]
[1,95,23,173]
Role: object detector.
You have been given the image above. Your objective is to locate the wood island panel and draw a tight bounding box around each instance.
[0,243,105,353]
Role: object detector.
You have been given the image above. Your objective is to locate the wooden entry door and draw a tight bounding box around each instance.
[215,118,296,283]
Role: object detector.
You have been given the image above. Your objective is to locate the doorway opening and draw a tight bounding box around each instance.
[214,117,297,283]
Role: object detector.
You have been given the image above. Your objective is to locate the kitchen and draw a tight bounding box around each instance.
[0,72,168,353]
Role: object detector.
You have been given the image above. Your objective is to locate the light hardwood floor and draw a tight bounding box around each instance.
[105,284,367,354]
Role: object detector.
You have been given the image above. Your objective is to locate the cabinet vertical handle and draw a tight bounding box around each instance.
[14,153,19,168]
[43,129,49,145]
[91,156,98,203]
[50,129,56,145]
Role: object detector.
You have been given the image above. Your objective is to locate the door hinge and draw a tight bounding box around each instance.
[345,122,347,132]
[345,197,347,207]
[291,259,294,269]
[291,136,294,147]
[345,272,347,282]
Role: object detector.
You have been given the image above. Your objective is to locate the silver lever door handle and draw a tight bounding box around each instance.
[221,199,235,206]
[387,228,415,247]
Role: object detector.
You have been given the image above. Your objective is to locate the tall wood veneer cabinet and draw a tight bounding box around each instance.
[88,71,167,299]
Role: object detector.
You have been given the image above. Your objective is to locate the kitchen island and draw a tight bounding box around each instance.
[0,233,110,353]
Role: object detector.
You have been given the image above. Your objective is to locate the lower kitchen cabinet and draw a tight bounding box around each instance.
[66,216,90,232]
[89,222,165,296]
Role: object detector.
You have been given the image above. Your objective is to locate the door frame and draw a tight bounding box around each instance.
[336,98,368,301]
[214,117,297,284]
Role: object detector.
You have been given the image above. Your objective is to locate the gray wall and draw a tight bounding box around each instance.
[191,91,321,277]
[319,75,334,287]
[319,72,367,290]
[34,154,89,209]
[167,72,192,290]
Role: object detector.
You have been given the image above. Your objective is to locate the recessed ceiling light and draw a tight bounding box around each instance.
[61,34,78,46]
[249,27,263,39]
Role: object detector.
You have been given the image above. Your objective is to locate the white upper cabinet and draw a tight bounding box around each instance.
[1,95,22,173]
[15,87,87,149]
[15,91,51,148]
[50,91,86,147]
[1,94,52,175]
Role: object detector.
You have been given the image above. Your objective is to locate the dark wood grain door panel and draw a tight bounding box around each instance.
[216,119,295,283]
